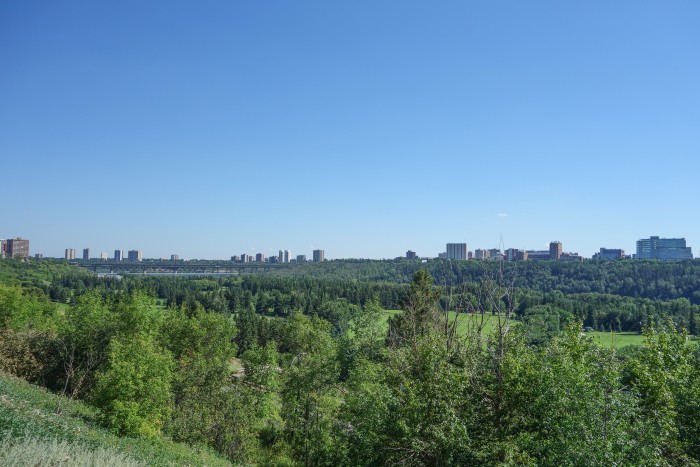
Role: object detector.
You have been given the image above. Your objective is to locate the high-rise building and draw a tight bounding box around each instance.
[241,254,251,263]
[549,241,562,260]
[65,248,76,260]
[114,250,123,261]
[406,250,417,259]
[313,249,325,262]
[83,248,90,260]
[6,238,30,258]
[488,248,502,260]
[474,249,487,260]
[100,252,108,260]
[0,239,6,258]
[171,254,179,261]
[255,253,265,262]
[593,248,625,260]
[446,243,467,260]
[296,254,306,263]
[127,250,143,261]
[635,236,693,260]
[278,250,290,263]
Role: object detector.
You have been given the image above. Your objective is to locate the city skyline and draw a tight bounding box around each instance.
[2,2,699,259]
[4,234,696,261]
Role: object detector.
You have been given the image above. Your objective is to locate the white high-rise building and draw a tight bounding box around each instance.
[278,249,290,263]
[446,243,468,260]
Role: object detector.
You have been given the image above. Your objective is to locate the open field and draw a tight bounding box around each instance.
[589,331,644,348]
[379,310,516,337]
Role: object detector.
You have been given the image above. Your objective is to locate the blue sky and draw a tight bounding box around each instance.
[2,1,699,259]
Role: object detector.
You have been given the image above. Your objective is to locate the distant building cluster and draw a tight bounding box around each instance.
[435,241,582,262]
[229,249,325,264]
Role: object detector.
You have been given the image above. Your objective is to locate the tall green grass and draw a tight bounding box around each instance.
[0,436,143,467]
[0,372,230,466]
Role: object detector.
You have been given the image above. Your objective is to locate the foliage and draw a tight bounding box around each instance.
[4,258,700,464]
[91,336,174,438]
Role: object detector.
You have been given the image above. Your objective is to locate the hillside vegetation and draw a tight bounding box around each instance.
[0,371,228,466]
[2,259,700,465]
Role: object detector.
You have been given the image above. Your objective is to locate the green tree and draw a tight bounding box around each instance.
[350,299,385,362]
[54,291,117,399]
[503,324,655,464]
[280,312,340,465]
[625,320,696,462]
[387,269,442,348]
[92,335,174,438]
[522,304,571,345]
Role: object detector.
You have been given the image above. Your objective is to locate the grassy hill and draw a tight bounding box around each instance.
[0,371,230,466]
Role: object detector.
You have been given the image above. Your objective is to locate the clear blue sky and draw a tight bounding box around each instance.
[2,1,699,259]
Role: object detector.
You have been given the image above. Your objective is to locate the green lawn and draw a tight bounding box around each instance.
[379,310,516,337]
[588,331,644,348]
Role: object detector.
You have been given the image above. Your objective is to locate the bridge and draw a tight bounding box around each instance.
[69,260,291,275]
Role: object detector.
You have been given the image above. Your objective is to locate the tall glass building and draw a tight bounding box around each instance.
[635,236,693,260]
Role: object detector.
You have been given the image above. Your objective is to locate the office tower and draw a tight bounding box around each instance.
[171,254,179,261]
[241,254,251,263]
[65,248,76,260]
[100,252,108,260]
[255,253,265,262]
[296,254,306,262]
[127,250,143,261]
[6,238,30,258]
[114,250,123,261]
[231,255,240,262]
[446,243,467,260]
[406,250,417,259]
[635,236,693,260]
[549,241,562,260]
[83,248,90,260]
[313,249,325,262]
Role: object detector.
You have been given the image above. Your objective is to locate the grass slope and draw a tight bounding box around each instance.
[0,372,230,466]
